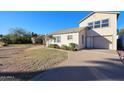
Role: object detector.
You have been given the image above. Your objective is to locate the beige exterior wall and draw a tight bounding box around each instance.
[47,32,83,49]
[79,13,118,50]
[78,30,86,49]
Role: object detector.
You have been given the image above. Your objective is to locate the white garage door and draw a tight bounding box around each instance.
[93,36,112,49]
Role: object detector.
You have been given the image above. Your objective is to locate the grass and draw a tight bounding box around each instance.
[0,47,68,80]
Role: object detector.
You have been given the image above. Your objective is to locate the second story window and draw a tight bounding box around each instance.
[102,19,109,27]
[88,22,93,29]
[54,36,61,43]
[87,19,109,29]
[67,35,73,40]
[94,21,100,28]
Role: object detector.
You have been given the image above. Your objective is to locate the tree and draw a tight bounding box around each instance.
[0,34,3,38]
[3,27,32,44]
[9,27,31,37]
[118,28,124,35]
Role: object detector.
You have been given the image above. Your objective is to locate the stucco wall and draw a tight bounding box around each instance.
[78,30,86,49]
[79,13,118,50]
[48,32,81,49]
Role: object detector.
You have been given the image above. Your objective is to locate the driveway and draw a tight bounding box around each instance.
[32,50,124,81]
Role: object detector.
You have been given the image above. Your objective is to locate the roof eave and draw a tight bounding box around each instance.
[78,11,120,24]
[50,28,85,35]
[51,31,80,35]
[78,12,94,24]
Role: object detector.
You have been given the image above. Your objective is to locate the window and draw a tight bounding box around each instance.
[94,21,100,28]
[102,19,109,27]
[87,19,109,29]
[54,36,61,43]
[88,22,93,29]
[67,35,73,40]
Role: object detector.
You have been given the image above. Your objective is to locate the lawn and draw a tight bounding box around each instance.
[0,46,68,80]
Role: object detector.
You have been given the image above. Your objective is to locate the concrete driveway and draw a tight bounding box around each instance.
[32,50,124,81]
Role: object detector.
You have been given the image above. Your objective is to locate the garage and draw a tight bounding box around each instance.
[93,36,112,49]
[86,36,112,49]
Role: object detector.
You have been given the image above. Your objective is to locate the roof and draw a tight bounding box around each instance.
[79,11,120,23]
[49,27,86,35]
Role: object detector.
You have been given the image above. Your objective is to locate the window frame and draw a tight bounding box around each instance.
[67,35,73,40]
[94,20,101,28]
[54,36,61,43]
[88,22,93,29]
[101,19,109,28]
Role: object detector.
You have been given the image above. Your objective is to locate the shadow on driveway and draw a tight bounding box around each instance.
[32,58,124,81]
[0,58,124,81]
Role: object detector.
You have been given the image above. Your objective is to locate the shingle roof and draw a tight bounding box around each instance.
[49,27,86,35]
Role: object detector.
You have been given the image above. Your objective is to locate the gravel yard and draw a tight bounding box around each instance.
[0,45,68,81]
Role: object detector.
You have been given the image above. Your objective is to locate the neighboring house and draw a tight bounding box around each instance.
[118,34,124,49]
[47,12,120,50]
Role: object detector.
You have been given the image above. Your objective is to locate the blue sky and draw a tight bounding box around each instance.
[0,11,124,35]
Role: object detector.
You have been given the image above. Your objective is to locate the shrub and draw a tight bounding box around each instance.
[2,35,31,44]
[0,37,8,47]
[0,42,8,47]
[55,44,60,49]
[3,42,8,46]
[61,45,69,50]
[48,44,60,49]
[68,43,76,51]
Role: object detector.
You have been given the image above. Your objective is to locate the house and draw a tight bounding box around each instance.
[118,34,124,49]
[47,12,120,50]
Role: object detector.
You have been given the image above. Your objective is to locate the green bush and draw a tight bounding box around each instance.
[61,45,69,50]
[68,43,76,51]
[48,43,77,51]
[48,44,60,49]
[2,35,32,44]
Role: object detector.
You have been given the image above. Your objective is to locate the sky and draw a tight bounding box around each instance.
[0,11,124,35]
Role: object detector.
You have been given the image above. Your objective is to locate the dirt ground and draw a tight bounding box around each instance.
[0,45,123,81]
[0,45,67,81]
[0,45,32,80]
[0,46,30,69]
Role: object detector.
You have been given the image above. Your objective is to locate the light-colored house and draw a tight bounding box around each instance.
[47,12,120,50]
